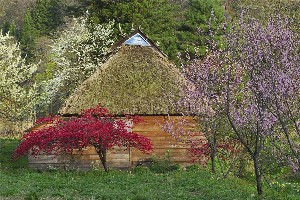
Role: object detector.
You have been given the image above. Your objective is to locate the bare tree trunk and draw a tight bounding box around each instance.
[210,131,217,174]
[205,124,217,174]
[253,155,263,195]
[210,147,216,174]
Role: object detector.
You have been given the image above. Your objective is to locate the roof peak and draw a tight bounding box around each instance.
[111,29,167,57]
[123,32,151,46]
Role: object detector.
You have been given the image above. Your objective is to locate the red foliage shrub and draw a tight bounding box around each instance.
[14,105,153,171]
[189,139,242,163]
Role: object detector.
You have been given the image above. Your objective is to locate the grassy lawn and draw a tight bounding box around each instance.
[1,138,300,200]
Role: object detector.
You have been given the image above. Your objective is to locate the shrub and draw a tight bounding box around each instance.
[148,158,180,173]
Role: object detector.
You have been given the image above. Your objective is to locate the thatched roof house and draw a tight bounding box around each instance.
[29,30,205,170]
[60,30,184,115]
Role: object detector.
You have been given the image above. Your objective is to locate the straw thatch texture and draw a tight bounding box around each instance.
[60,45,184,115]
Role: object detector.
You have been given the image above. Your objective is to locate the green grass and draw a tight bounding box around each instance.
[1,138,300,200]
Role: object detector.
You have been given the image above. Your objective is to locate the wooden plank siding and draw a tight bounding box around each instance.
[130,116,206,166]
[28,116,206,170]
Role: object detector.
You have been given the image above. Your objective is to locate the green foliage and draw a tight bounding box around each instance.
[148,159,180,174]
[225,0,300,24]
[31,0,63,36]
[87,0,225,64]
[185,164,210,173]
[0,21,10,34]
[0,139,28,170]
[34,62,56,84]
[8,21,18,37]
[132,166,151,174]
[0,21,19,37]
[19,10,39,59]
[24,192,39,200]
[19,0,64,60]
[182,0,225,55]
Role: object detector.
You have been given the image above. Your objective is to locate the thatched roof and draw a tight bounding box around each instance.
[60,44,184,115]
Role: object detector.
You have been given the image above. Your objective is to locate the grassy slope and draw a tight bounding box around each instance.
[1,138,300,200]
[223,0,300,22]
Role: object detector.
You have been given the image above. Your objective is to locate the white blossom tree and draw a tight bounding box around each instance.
[39,12,114,114]
[0,31,37,122]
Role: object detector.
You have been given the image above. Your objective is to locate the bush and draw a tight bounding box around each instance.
[185,164,201,172]
[148,158,180,173]
[132,166,151,174]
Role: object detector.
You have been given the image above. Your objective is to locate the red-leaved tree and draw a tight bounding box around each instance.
[14,105,153,171]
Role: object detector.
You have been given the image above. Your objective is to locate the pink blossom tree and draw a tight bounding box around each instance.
[173,13,300,195]
[225,15,300,195]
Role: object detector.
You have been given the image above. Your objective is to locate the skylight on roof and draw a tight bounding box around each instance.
[123,33,151,46]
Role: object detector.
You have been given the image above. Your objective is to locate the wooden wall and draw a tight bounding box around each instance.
[131,116,206,166]
[28,116,206,170]
[29,146,130,170]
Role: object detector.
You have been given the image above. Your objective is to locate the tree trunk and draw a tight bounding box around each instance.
[211,149,216,174]
[96,147,108,172]
[207,125,217,174]
[253,156,263,195]
[210,134,217,174]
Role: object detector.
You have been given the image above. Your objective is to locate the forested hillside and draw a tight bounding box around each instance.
[0,0,225,62]
[1,0,299,62]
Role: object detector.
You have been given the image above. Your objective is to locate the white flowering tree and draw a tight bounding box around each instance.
[39,12,114,114]
[0,31,37,122]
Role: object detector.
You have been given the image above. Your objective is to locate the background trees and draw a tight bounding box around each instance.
[36,14,114,115]
[0,0,226,65]
[0,31,37,123]
[19,10,38,59]
[19,0,64,61]
[0,0,35,31]
[86,0,225,63]
[31,0,63,36]
[224,0,300,23]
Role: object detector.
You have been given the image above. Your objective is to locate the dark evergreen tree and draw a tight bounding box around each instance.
[0,21,10,34]
[19,10,39,59]
[31,0,63,35]
[8,21,18,37]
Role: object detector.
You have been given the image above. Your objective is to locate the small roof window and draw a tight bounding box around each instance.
[123,33,151,46]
